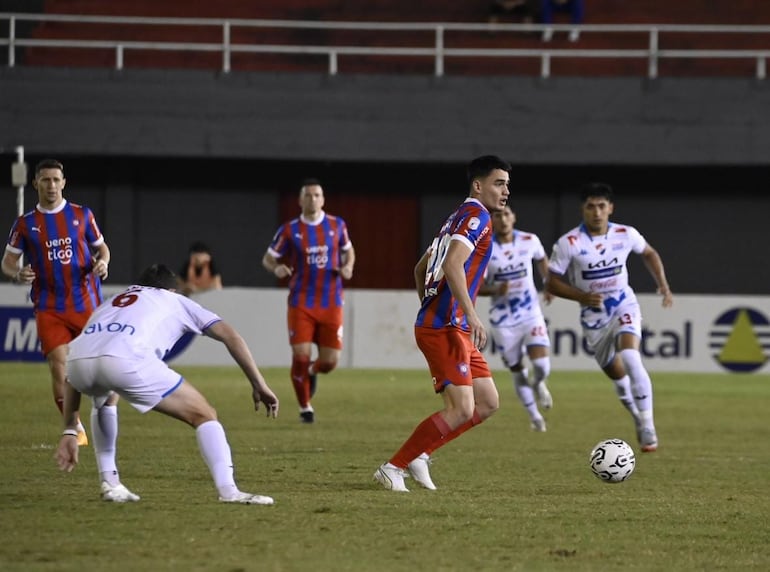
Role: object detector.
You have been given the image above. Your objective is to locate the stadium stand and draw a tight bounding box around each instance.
[11,1,770,76]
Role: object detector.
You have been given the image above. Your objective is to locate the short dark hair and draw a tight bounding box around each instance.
[34,159,64,176]
[467,155,511,186]
[189,241,211,254]
[301,178,322,189]
[136,264,179,290]
[580,182,614,202]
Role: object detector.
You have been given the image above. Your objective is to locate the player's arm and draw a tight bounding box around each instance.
[55,381,82,473]
[2,249,34,284]
[640,244,673,308]
[546,270,602,309]
[535,256,554,304]
[204,321,279,417]
[338,245,355,280]
[92,242,111,280]
[442,239,487,350]
[262,250,292,280]
[414,248,430,302]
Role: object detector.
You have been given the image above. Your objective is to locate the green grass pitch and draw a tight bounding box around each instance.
[1,363,769,571]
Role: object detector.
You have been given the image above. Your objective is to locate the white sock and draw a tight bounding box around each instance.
[619,349,654,419]
[612,375,641,420]
[512,369,540,420]
[196,420,238,499]
[530,356,551,385]
[91,405,120,486]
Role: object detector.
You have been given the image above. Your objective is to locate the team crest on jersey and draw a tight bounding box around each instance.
[467,217,480,230]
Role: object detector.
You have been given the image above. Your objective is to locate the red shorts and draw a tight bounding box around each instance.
[36,309,91,356]
[415,325,492,393]
[288,306,343,349]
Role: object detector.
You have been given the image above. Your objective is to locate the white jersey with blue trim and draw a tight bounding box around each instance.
[548,222,647,329]
[68,285,221,360]
[485,230,546,328]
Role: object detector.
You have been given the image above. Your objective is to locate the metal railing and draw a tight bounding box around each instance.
[3,12,770,78]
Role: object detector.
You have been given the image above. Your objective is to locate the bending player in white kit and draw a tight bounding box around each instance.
[480,205,554,432]
[54,264,280,504]
[546,183,672,452]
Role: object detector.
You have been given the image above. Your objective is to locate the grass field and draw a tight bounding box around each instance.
[1,363,769,572]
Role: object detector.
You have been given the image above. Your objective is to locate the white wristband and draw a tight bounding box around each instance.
[61,429,78,437]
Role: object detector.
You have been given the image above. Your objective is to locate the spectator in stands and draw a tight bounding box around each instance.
[541,0,584,42]
[179,241,223,296]
[488,0,539,26]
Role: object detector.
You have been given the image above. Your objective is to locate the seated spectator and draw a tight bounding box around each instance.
[178,241,223,296]
[488,0,539,25]
[541,0,584,42]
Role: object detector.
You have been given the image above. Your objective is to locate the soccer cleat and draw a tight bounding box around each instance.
[219,491,275,505]
[530,417,547,432]
[101,482,140,503]
[299,409,315,423]
[373,463,409,492]
[534,382,553,410]
[638,427,658,452]
[407,453,437,490]
[76,429,89,447]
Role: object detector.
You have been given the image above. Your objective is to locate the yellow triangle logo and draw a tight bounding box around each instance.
[718,309,766,364]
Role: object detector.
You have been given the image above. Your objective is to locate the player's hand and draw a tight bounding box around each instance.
[14,264,35,285]
[581,292,604,309]
[658,287,673,308]
[93,259,109,280]
[54,436,79,472]
[337,266,353,280]
[467,313,488,351]
[273,265,292,279]
[542,290,554,305]
[252,386,279,418]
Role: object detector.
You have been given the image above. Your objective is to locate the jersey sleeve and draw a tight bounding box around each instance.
[178,295,222,334]
[267,223,289,259]
[338,218,353,251]
[548,237,571,275]
[627,226,647,254]
[84,207,104,247]
[5,217,25,254]
[450,206,490,251]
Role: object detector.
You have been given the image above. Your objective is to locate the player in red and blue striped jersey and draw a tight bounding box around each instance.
[2,159,113,446]
[374,155,511,492]
[262,179,355,423]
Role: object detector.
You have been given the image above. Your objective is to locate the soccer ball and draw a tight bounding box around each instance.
[589,438,636,483]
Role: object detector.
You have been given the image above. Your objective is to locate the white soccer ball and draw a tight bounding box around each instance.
[589,438,636,483]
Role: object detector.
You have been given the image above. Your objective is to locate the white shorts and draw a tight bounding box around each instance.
[584,301,643,368]
[490,316,550,368]
[66,355,184,413]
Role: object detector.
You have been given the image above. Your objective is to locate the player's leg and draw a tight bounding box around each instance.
[66,356,138,502]
[288,307,316,422]
[307,307,344,402]
[616,332,657,452]
[154,377,273,504]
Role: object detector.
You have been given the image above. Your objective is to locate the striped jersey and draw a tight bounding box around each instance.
[485,230,546,328]
[416,198,493,330]
[267,211,353,309]
[5,199,105,313]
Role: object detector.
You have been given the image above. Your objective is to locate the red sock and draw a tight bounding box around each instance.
[390,412,451,468]
[290,356,311,407]
[425,410,483,456]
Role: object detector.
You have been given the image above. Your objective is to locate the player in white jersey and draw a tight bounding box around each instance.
[547,183,672,452]
[54,264,280,504]
[480,206,554,432]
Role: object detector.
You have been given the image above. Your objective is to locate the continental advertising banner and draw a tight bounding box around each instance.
[1,285,767,374]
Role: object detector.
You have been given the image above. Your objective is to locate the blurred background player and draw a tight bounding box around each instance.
[262,178,355,423]
[547,182,672,452]
[479,205,554,432]
[178,241,223,296]
[2,159,112,446]
[55,264,279,504]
